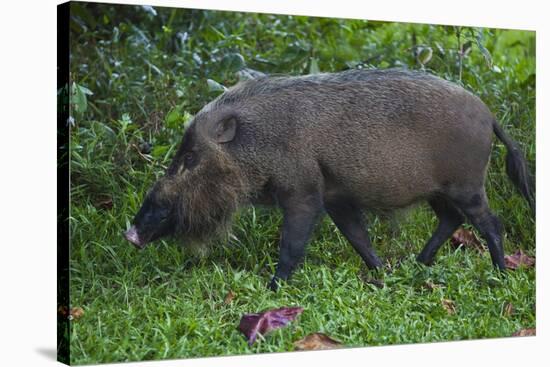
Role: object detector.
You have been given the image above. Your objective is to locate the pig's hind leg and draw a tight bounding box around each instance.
[451,190,506,270]
[325,200,383,269]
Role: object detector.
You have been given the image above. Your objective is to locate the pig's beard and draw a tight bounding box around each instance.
[174,150,248,244]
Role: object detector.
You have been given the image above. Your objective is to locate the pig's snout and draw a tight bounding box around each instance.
[124,225,145,249]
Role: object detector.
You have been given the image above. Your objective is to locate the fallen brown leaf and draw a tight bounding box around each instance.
[450,227,484,252]
[441,299,456,315]
[238,306,303,345]
[503,302,514,317]
[423,281,444,291]
[294,333,343,351]
[69,307,84,320]
[504,250,535,270]
[95,195,113,210]
[512,328,535,337]
[224,290,235,305]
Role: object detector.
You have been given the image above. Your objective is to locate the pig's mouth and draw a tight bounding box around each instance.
[124,225,147,249]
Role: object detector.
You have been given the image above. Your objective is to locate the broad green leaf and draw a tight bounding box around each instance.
[221,53,246,72]
[475,29,493,67]
[152,145,170,159]
[78,84,93,96]
[207,79,227,92]
[309,57,320,74]
[71,82,93,116]
[165,106,184,129]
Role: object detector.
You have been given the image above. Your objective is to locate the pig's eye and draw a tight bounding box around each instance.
[157,206,170,220]
[183,152,195,168]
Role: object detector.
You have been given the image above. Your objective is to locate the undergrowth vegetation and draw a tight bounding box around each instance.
[67,3,535,364]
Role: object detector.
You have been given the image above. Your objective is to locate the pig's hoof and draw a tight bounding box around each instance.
[416,254,435,266]
[268,277,280,292]
[494,262,508,274]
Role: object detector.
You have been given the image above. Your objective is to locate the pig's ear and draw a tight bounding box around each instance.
[211,116,237,143]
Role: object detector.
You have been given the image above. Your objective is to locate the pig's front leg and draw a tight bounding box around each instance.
[269,192,323,291]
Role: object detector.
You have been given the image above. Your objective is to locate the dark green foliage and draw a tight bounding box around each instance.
[68,2,535,364]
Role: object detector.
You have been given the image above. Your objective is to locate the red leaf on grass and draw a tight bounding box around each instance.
[69,307,84,320]
[450,227,484,252]
[504,250,535,270]
[512,328,536,337]
[294,333,343,350]
[238,306,303,345]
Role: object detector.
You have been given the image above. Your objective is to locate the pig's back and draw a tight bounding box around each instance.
[223,69,495,210]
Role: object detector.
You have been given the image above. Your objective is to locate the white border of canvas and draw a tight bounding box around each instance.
[0,0,546,366]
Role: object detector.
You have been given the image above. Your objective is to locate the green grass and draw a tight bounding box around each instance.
[70,205,535,364]
[67,3,535,365]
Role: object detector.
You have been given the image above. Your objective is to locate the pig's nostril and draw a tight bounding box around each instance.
[124,225,144,249]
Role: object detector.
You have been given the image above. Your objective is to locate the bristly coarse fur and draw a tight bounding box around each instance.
[157,143,249,246]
